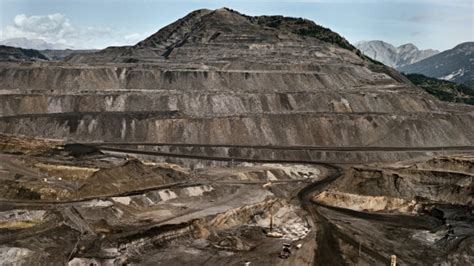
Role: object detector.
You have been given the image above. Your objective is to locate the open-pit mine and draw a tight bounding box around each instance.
[0,8,473,265]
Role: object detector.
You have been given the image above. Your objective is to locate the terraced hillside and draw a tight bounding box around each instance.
[0,134,472,265]
[0,8,473,265]
[0,8,473,163]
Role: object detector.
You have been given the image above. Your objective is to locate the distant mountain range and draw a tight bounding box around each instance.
[0,44,99,61]
[0,45,49,61]
[0,38,72,50]
[399,42,473,85]
[40,49,99,61]
[355,40,439,68]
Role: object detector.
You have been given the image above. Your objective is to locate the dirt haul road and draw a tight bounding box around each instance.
[95,144,474,265]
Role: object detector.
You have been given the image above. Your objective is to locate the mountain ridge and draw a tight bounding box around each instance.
[68,7,367,64]
[355,40,439,68]
[399,42,473,85]
[0,45,49,61]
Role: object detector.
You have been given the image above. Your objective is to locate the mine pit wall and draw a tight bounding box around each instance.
[117,223,197,261]
[415,156,474,173]
[0,90,447,117]
[1,63,473,164]
[0,64,466,119]
[102,150,462,168]
[1,64,454,119]
[0,113,473,147]
[98,145,469,167]
[0,64,386,93]
[329,167,474,206]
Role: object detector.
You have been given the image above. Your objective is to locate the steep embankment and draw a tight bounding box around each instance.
[0,8,473,163]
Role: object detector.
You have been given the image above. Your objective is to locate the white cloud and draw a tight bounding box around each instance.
[1,13,149,49]
[124,33,141,40]
[123,32,149,45]
[3,13,74,42]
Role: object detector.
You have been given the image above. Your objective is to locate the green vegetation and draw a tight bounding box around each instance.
[404,73,474,105]
[22,48,49,60]
[0,45,49,61]
[250,15,382,64]
[223,8,380,64]
[250,15,354,50]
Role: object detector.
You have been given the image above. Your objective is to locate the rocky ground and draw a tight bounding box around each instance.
[312,156,474,265]
[1,8,473,153]
[0,134,472,265]
[0,7,473,265]
[0,134,323,265]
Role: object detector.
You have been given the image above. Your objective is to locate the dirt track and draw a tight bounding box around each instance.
[1,139,472,265]
[93,143,474,264]
[90,142,474,152]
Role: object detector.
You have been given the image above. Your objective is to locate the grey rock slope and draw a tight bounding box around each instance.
[0,45,49,61]
[0,8,473,163]
[355,40,439,68]
[68,8,363,64]
[399,42,474,85]
[40,49,99,61]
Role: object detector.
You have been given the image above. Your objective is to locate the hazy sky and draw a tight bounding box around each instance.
[0,0,472,50]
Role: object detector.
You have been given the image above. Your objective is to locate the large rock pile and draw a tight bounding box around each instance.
[0,8,473,162]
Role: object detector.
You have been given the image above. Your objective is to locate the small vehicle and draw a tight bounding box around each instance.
[279,243,292,259]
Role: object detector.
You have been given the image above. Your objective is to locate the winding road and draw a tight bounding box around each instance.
[95,144,470,265]
[2,143,471,265]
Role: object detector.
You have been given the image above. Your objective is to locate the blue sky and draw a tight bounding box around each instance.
[1,0,472,50]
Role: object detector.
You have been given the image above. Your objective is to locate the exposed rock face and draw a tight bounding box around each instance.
[0,134,320,265]
[355,40,398,67]
[312,155,474,265]
[396,43,439,67]
[355,40,439,68]
[1,8,472,266]
[0,8,473,163]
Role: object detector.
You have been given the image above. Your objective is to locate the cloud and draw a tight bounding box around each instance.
[1,13,148,49]
[123,33,150,44]
[405,11,472,28]
[124,33,141,40]
[3,13,74,43]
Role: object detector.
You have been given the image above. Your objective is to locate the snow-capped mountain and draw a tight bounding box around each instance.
[399,42,473,85]
[355,40,439,68]
[0,38,72,50]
